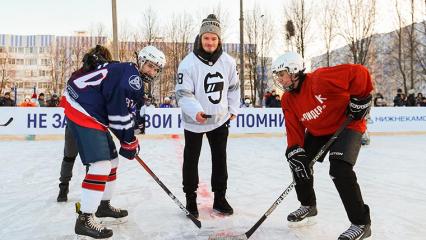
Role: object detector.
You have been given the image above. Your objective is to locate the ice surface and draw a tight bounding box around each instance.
[0,134,425,240]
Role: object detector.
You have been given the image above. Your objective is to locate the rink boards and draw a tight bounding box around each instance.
[0,107,426,135]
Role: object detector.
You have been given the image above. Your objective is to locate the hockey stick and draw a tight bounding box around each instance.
[0,117,13,126]
[208,116,353,240]
[134,155,202,229]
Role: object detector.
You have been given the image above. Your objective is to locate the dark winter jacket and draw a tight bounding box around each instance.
[0,97,15,106]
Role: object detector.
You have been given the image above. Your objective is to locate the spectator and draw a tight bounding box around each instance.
[416,93,424,106]
[31,93,39,107]
[241,98,253,108]
[38,93,47,107]
[264,90,272,107]
[393,88,405,106]
[406,89,416,106]
[0,92,15,106]
[269,94,282,108]
[20,95,37,107]
[267,89,278,107]
[159,96,174,108]
[47,94,60,107]
[420,97,426,107]
[373,93,387,107]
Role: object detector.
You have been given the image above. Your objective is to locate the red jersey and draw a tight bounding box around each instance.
[281,64,373,148]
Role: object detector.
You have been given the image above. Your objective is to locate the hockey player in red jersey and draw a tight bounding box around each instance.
[272,52,372,240]
[61,45,165,239]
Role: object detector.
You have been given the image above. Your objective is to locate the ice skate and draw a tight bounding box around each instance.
[287,205,317,228]
[95,200,128,225]
[338,223,371,240]
[75,211,113,239]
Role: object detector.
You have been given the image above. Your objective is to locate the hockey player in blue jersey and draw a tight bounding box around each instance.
[61,45,166,239]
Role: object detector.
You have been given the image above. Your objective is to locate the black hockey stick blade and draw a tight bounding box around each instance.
[134,155,201,228]
[209,117,353,240]
[0,117,13,126]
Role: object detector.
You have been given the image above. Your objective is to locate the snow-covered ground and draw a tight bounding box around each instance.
[0,134,425,240]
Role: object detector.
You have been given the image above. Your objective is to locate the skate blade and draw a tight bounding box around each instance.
[211,209,233,217]
[288,216,317,228]
[98,216,128,225]
[75,235,113,240]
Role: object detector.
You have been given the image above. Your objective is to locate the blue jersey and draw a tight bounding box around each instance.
[62,62,144,144]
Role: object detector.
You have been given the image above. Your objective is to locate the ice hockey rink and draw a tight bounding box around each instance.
[0,133,425,240]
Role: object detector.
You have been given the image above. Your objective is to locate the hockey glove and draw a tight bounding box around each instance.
[348,94,372,120]
[119,138,140,160]
[286,145,312,182]
[134,112,145,135]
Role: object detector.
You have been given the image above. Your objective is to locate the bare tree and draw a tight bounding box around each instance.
[392,0,425,93]
[0,50,11,95]
[163,13,195,101]
[259,15,274,104]
[118,20,136,62]
[245,8,261,104]
[141,7,160,45]
[338,0,376,65]
[245,6,274,105]
[320,0,338,66]
[393,0,410,93]
[89,22,108,38]
[140,7,161,96]
[283,0,313,58]
[48,45,70,94]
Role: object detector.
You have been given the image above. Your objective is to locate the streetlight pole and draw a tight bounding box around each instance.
[239,0,245,99]
[111,0,119,60]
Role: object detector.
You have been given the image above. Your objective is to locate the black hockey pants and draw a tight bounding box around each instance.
[182,122,229,194]
[294,128,371,225]
[59,125,79,183]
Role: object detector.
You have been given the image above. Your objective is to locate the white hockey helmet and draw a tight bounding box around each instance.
[272,51,304,75]
[272,52,305,91]
[138,45,166,82]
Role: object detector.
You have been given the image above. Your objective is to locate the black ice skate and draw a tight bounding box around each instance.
[185,192,199,218]
[57,183,69,202]
[75,211,113,239]
[213,191,234,215]
[338,224,371,240]
[287,205,317,228]
[95,200,128,225]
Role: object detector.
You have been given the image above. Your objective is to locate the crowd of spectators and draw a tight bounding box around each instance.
[0,92,61,107]
[369,89,426,107]
[2,88,425,108]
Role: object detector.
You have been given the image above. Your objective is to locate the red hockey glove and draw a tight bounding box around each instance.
[119,138,140,160]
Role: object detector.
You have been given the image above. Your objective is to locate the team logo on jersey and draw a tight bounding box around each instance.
[300,94,328,122]
[315,94,327,104]
[129,75,142,90]
[204,72,224,104]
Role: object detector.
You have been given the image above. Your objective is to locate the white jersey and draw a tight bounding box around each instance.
[176,52,240,133]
